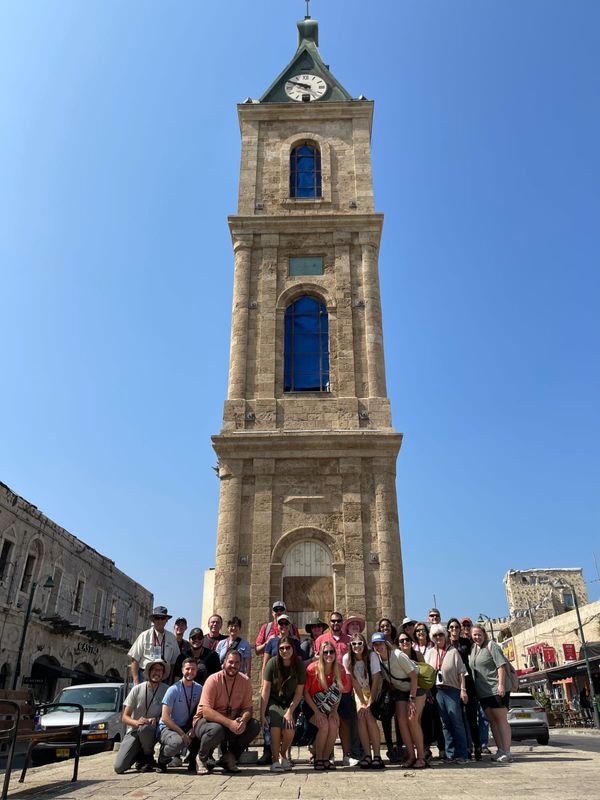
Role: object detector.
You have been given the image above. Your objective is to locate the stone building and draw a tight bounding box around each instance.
[0,481,152,701]
[503,568,588,636]
[211,13,405,637]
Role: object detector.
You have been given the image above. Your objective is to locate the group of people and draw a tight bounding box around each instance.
[115,603,515,775]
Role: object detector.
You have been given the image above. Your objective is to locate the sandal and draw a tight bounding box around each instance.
[370,756,386,769]
[314,759,327,771]
[413,758,427,770]
[358,756,372,769]
[401,758,416,769]
[323,759,336,770]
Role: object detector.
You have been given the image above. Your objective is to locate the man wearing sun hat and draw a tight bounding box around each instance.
[129,606,180,685]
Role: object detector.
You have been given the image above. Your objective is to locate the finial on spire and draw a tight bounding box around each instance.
[305,0,311,20]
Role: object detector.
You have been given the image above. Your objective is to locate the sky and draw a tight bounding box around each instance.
[1,1,599,635]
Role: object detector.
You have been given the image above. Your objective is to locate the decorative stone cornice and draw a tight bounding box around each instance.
[212,430,402,460]
[229,213,383,239]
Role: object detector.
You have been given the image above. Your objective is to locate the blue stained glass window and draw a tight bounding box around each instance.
[290,142,322,198]
[284,296,329,392]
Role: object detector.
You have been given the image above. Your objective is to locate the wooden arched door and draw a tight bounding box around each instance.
[282,540,333,633]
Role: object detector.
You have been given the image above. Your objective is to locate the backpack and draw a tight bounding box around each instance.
[488,642,519,692]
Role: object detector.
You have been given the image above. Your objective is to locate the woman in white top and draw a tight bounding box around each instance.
[343,634,385,769]
[371,632,426,769]
[425,624,469,763]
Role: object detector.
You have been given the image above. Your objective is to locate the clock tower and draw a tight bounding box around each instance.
[211,13,405,635]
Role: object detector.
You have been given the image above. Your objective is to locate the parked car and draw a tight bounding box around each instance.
[508,692,550,745]
[32,683,125,764]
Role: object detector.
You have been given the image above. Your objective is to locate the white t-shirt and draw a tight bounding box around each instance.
[378,648,416,691]
[342,651,380,689]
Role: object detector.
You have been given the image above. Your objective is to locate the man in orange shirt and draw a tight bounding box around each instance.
[192,650,260,774]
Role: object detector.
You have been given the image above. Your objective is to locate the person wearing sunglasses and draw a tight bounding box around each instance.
[260,636,306,772]
[413,622,444,762]
[314,613,359,766]
[344,634,385,769]
[376,618,401,761]
[255,604,300,765]
[128,606,180,685]
[428,608,442,626]
[173,627,221,684]
[371,633,425,769]
[303,641,351,769]
[447,617,481,759]
[262,615,304,673]
[425,624,469,764]
[301,616,328,662]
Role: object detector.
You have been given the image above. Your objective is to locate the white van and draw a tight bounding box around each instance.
[33,683,125,764]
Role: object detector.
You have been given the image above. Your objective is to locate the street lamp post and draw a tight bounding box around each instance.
[478,613,496,642]
[553,579,600,730]
[12,575,54,690]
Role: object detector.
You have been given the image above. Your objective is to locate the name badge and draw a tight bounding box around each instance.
[151,646,162,660]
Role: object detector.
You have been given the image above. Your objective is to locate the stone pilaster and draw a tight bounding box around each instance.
[227,236,253,400]
[334,231,356,398]
[256,235,279,399]
[373,458,404,621]
[248,459,274,641]
[340,457,366,615]
[360,233,387,399]
[213,458,243,621]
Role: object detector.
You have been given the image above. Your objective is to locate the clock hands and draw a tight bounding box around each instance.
[287,80,314,91]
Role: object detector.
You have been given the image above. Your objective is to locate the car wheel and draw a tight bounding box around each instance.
[536,734,549,745]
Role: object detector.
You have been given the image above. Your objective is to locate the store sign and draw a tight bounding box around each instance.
[563,643,577,661]
[542,646,556,664]
[22,677,45,686]
[76,641,99,656]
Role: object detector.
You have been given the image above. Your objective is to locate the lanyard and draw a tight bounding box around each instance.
[152,630,165,658]
[224,674,238,717]
[435,648,446,671]
[144,682,161,715]
[181,681,196,719]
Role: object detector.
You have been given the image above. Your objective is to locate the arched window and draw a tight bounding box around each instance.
[290,142,321,198]
[284,296,329,392]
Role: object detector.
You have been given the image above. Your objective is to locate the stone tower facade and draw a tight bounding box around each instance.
[212,15,405,636]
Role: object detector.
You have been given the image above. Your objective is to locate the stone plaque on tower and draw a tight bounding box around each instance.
[211,13,405,638]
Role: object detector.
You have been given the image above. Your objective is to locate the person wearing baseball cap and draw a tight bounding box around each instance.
[262,614,304,669]
[128,607,179,685]
[173,617,191,656]
[173,627,221,684]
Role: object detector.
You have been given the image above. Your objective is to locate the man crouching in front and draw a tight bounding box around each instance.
[192,648,260,774]
[156,657,202,773]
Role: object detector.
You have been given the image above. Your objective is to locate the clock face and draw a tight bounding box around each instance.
[284,73,328,102]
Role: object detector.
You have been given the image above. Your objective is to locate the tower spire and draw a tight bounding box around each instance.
[305,0,311,19]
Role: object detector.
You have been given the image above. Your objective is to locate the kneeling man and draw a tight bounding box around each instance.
[114,658,168,773]
[193,649,260,774]
[157,657,202,772]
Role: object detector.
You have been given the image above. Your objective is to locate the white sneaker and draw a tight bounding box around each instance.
[496,753,512,763]
[270,762,285,773]
[490,750,504,761]
[343,756,360,767]
[280,758,293,771]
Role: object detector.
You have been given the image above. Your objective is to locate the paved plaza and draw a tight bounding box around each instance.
[3,731,599,800]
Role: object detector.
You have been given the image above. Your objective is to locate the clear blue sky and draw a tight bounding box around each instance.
[1,1,599,633]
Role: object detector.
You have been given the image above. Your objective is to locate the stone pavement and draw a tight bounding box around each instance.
[4,731,599,800]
